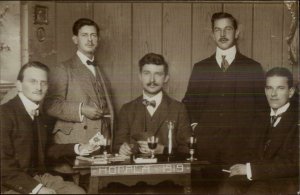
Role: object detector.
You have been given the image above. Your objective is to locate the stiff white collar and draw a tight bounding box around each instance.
[18,93,39,119]
[142,91,163,108]
[76,50,96,76]
[270,102,290,117]
[215,45,237,67]
[77,50,94,65]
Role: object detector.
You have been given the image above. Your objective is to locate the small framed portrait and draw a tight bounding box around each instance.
[34,5,48,25]
[36,27,46,42]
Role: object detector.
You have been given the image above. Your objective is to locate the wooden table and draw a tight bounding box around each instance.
[74,155,205,194]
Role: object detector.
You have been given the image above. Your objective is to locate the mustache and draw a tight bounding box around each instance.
[147,82,159,86]
[219,37,229,42]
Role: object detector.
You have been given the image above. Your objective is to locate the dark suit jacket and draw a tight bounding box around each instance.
[219,101,299,194]
[114,92,192,154]
[182,52,267,163]
[44,55,114,144]
[251,101,299,181]
[0,96,75,193]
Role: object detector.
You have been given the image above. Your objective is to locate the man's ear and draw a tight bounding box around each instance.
[211,32,217,42]
[164,74,170,83]
[138,72,142,82]
[16,80,22,92]
[72,35,78,45]
[289,87,296,98]
[235,29,240,39]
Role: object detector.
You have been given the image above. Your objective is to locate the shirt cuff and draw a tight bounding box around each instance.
[31,183,43,194]
[246,163,252,180]
[79,102,84,122]
[74,144,80,155]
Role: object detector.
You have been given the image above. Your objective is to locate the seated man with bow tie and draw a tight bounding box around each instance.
[218,67,299,194]
[114,53,192,156]
[0,62,102,194]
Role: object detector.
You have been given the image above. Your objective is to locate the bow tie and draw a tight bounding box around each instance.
[142,99,156,108]
[86,60,96,66]
[31,109,39,117]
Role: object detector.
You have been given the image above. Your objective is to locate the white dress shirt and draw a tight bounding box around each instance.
[246,102,291,180]
[18,93,39,120]
[143,91,163,116]
[215,46,237,68]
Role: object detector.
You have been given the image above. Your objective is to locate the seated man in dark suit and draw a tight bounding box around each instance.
[114,53,192,156]
[219,67,299,194]
[0,61,98,194]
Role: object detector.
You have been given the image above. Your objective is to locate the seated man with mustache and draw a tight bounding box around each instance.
[114,53,192,157]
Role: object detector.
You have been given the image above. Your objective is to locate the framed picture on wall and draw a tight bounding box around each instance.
[34,5,48,25]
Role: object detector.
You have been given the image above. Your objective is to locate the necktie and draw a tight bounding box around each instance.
[87,60,96,66]
[270,115,281,127]
[221,55,229,72]
[31,109,39,117]
[142,99,156,108]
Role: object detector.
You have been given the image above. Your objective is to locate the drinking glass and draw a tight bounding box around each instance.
[103,139,111,159]
[147,136,158,159]
[187,137,197,161]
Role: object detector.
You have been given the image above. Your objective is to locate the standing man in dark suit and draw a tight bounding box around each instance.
[219,67,299,194]
[182,12,267,164]
[44,18,114,173]
[0,61,95,194]
[114,53,192,156]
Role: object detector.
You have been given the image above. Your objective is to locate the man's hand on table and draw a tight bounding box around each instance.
[119,142,134,156]
[137,141,164,154]
[78,143,100,156]
[229,164,247,177]
[38,187,56,194]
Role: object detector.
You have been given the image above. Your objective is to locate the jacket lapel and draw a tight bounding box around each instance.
[71,56,99,104]
[151,93,170,135]
[94,63,115,140]
[265,111,291,158]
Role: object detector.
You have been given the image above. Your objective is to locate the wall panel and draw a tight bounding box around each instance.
[224,3,253,57]
[93,3,132,111]
[192,3,222,65]
[132,3,162,99]
[163,3,192,101]
[0,1,21,83]
[253,3,283,71]
[56,2,93,63]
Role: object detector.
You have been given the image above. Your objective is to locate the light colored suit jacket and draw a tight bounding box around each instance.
[44,55,114,144]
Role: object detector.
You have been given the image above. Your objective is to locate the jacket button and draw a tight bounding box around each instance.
[84,125,87,130]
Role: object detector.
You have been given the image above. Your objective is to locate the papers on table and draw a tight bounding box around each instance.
[133,157,157,164]
[76,154,130,165]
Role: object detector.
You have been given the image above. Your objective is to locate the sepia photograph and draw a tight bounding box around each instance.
[0,0,299,194]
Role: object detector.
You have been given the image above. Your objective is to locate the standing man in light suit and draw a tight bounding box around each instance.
[44,18,114,173]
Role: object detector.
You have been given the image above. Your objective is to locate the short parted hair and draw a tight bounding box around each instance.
[138,53,169,75]
[211,12,238,30]
[265,67,294,88]
[72,18,100,36]
[17,61,50,81]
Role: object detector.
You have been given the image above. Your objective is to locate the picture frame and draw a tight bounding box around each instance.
[34,5,48,25]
